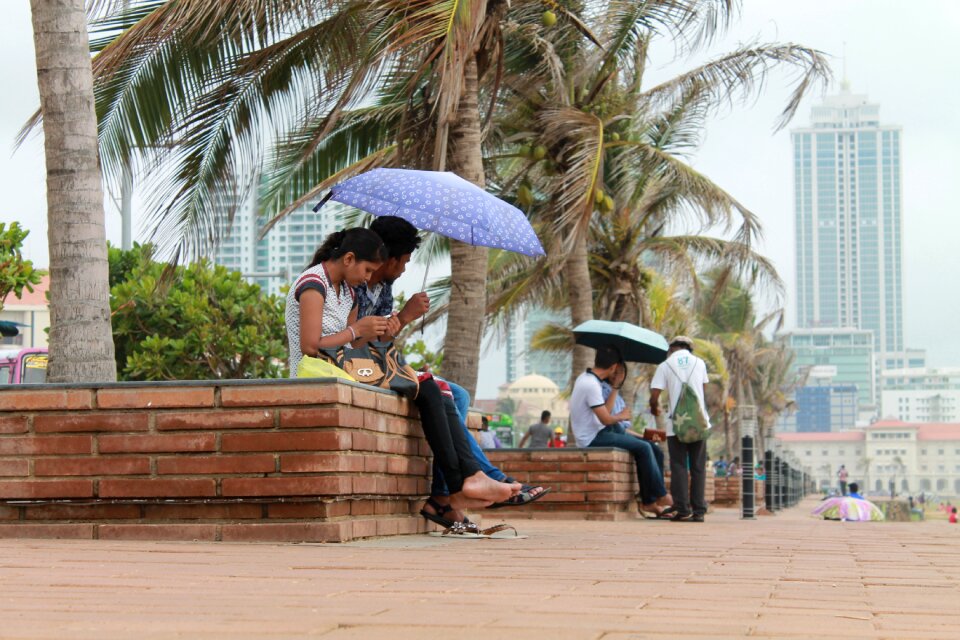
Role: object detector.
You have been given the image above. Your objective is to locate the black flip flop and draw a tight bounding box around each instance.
[488,485,552,509]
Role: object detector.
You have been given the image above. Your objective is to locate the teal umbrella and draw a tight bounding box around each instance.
[572,320,669,364]
[0,321,25,338]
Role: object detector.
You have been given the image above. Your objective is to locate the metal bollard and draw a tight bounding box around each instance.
[741,435,755,519]
[772,456,782,511]
[783,461,790,507]
[764,450,774,512]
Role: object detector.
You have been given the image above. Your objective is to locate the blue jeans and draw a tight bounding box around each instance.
[589,425,666,505]
[431,381,507,496]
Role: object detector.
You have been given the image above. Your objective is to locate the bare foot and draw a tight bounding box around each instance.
[656,495,674,508]
[642,502,665,515]
[461,471,515,504]
[449,492,494,511]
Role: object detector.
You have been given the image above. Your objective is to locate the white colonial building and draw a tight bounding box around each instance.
[779,419,960,497]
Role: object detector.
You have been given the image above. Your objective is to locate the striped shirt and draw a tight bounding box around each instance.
[285,264,356,377]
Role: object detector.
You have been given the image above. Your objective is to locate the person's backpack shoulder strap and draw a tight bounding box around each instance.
[665,358,697,416]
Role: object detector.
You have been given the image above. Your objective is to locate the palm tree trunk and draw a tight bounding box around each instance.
[565,231,594,385]
[442,55,487,399]
[31,0,117,382]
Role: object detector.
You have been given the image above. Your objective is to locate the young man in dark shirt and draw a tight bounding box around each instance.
[359,216,548,527]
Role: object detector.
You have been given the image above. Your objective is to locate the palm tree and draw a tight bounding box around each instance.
[485,1,828,384]
[695,268,797,457]
[67,0,598,397]
[28,0,116,382]
[751,340,801,455]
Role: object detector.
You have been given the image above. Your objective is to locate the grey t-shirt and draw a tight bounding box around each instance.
[524,421,553,448]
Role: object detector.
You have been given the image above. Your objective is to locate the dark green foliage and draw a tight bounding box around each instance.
[0,221,42,310]
[109,245,287,380]
[401,339,443,375]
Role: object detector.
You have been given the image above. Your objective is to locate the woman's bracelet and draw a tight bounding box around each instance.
[347,326,357,341]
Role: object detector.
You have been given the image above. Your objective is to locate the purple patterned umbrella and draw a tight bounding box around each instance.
[316,168,544,257]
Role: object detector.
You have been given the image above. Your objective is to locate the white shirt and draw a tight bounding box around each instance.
[478,430,498,449]
[650,350,711,437]
[569,370,608,447]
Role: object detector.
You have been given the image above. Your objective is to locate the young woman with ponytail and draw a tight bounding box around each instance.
[287,228,519,511]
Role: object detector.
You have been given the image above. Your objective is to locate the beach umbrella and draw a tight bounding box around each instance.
[811,496,885,522]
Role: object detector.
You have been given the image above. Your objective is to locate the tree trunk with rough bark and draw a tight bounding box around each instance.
[442,55,486,399]
[565,231,594,386]
[31,0,117,382]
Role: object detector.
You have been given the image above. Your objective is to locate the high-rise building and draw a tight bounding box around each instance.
[213,189,344,296]
[505,308,571,390]
[792,84,903,354]
[779,328,876,418]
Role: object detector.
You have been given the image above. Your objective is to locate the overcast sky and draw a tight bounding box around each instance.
[2,1,958,398]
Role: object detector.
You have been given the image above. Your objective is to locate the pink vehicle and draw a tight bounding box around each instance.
[0,348,48,384]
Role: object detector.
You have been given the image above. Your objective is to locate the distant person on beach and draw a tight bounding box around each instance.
[950,507,957,524]
[547,427,566,448]
[714,456,728,478]
[727,457,740,477]
[847,482,864,500]
[838,465,849,496]
[519,411,553,448]
[478,416,502,450]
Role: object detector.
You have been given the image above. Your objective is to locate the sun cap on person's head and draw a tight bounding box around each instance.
[554,427,564,434]
[669,335,694,351]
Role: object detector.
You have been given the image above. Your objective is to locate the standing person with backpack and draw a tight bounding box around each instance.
[649,336,711,522]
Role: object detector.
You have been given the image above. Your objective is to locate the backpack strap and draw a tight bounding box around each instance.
[665,358,698,417]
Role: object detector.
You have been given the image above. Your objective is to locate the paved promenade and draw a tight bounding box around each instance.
[1,498,958,639]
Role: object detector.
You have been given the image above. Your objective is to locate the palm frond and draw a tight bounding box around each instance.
[640,43,831,131]
[538,107,604,242]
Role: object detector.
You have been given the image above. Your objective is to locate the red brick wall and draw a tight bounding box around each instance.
[712,476,765,506]
[0,380,431,542]
[486,448,718,519]
[485,449,640,520]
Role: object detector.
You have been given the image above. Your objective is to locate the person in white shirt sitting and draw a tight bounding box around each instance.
[570,344,672,518]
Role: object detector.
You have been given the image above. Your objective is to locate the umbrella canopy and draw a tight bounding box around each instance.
[811,496,885,522]
[572,320,669,364]
[0,321,26,338]
[321,168,544,257]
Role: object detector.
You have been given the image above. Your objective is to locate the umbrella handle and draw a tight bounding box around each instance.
[312,191,333,213]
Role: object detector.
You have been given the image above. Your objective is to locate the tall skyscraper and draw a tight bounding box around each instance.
[213,188,344,296]
[792,84,903,354]
[505,308,571,391]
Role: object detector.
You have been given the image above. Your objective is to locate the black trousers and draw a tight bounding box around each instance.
[667,436,707,517]
[413,379,481,493]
